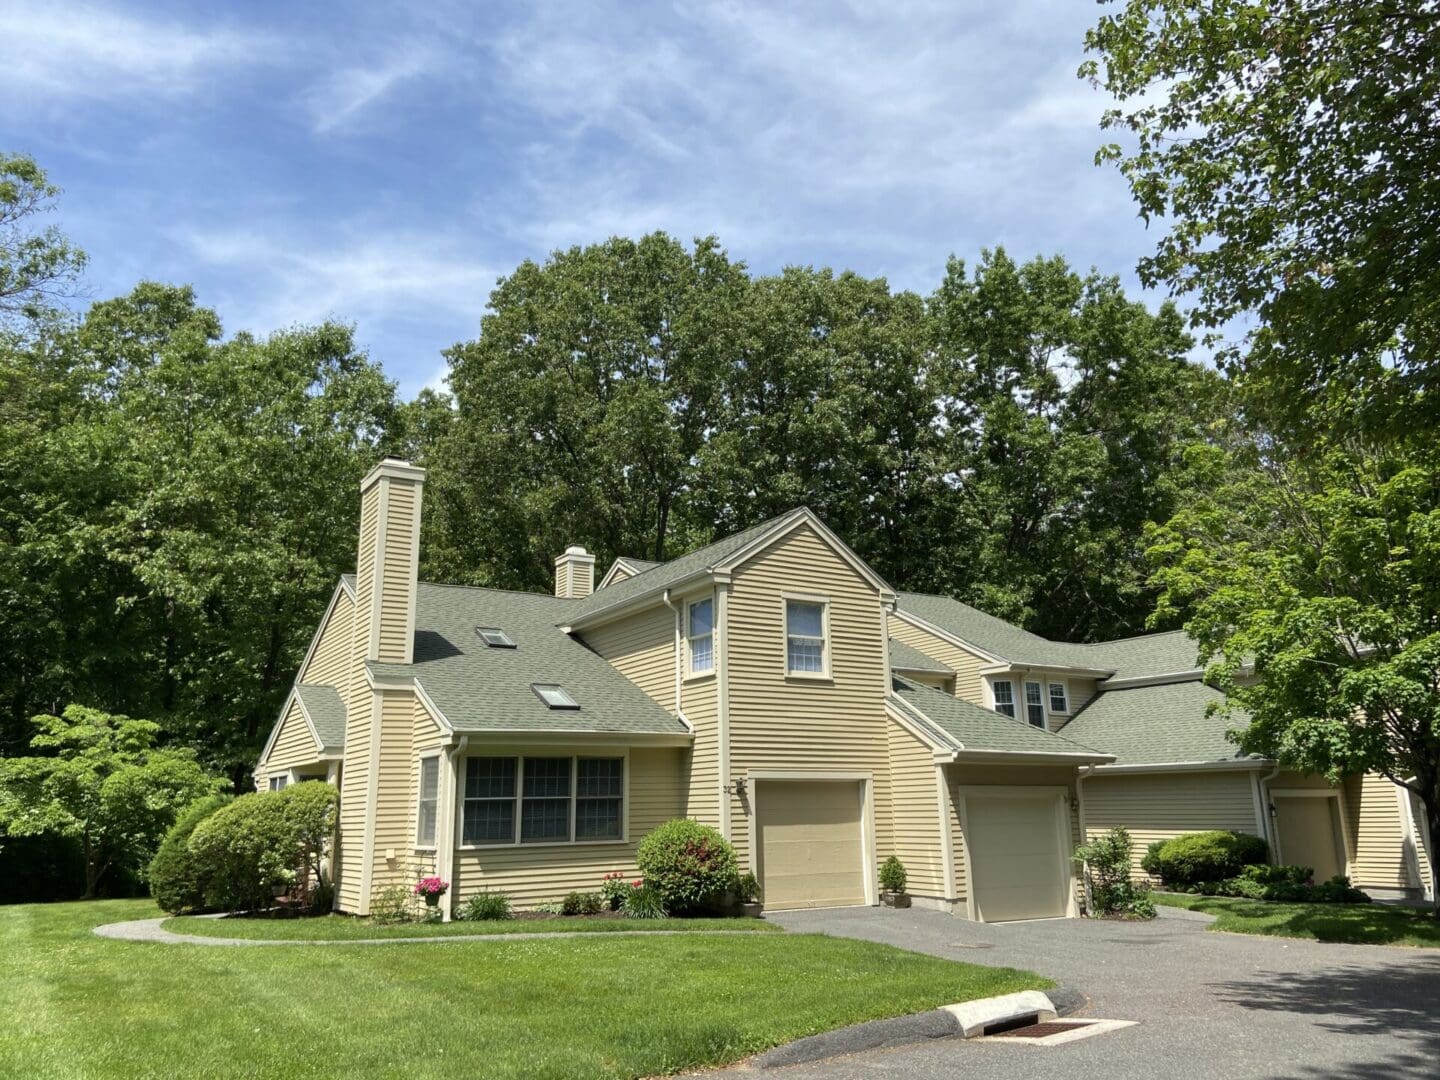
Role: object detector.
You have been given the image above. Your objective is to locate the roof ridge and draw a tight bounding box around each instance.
[1084,628,1191,647]
[417,580,571,602]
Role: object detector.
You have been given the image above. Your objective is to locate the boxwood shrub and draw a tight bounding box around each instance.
[1148,830,1270,887]
[148,794,233,914]
[635,818,738,915]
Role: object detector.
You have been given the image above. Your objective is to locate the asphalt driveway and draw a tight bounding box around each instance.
[705,905,1440,1079]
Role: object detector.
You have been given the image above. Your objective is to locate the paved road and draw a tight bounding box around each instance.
[707,905,1440,1079]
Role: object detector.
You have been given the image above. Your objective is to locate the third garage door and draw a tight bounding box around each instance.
[756,780,866,911]
[966,791,1069,922]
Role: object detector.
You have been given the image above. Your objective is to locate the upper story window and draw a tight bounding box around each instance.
[531,683,579,710]
[1049,682,1069,714]
[1024,680,1046,727]
[476,627,516,649]
[687,597,714,675]
[785,598,827,676]
[415,755,440,848]
[992,680,1016,718]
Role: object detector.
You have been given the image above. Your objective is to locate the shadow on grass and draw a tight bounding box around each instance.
[1213,957,1440,1079]
[1177,897,1440,946]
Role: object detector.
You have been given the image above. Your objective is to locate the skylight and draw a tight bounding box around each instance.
[476,627,516,649]
[531,683,579,710]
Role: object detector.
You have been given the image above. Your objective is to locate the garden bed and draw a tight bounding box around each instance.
[162,911,778,940]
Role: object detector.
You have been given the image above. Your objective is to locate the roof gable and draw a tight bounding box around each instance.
[890,675,1110,760]
[1058,680,1258,767]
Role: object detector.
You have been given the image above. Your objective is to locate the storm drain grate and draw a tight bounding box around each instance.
[987,1020,1096,1039]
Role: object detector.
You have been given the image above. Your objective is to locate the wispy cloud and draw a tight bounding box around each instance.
[0,2,278,100]
[303,45,437,134]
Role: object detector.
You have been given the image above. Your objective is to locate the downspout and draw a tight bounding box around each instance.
[660,590,693,732]
[440,734,469,922]
[1075,764,1097,914]
[1258,763,1282,861]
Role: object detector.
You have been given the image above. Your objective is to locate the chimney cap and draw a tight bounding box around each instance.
[360,458,426,491]
[564,545,590,556]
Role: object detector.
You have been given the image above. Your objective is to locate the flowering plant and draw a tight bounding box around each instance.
[600,871,630,909]
[413,876,449,899]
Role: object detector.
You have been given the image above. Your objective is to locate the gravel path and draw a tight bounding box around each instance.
[92,917,766,947]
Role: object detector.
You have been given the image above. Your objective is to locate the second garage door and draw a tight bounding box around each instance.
[965,791,1070,922]
[756,780,866,911]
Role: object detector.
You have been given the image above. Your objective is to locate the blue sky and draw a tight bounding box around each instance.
[1,0,1163,399]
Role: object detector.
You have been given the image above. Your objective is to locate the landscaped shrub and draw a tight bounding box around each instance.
[1140,839,1166,878]
[736,872,761,904]
[1186,864,1370,904]
[1148,831,1270,887]
[561,890,603,916]
[621,882,668,919]
[879,856,907,894]
[600,872,631,910]
[1075,827,1155,919]
[460,890,513,921]
[148,794,234,914]
[635,819,738,914]
[187,781,339,912]
[371,884,416,924]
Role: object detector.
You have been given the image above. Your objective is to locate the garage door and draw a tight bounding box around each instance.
[1274,796,1344,881]
[756,780,866,911]
[966,792,1069,922]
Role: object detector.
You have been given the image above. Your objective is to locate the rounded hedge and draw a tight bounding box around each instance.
[148,794,233,914]
[635,818,738,914]
[1149,830,1269,886]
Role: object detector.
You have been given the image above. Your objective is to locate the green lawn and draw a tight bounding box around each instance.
[3,900,1049,1079]
[164,912,779,940]
[1155,893,1440,947]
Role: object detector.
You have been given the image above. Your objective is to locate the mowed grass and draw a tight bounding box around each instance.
[164,912,779,940]
[3,900,1050,1079]
[1155,893,1440,947]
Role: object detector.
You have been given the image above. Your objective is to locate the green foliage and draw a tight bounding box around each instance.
[1083,0,1440,437]
[370,884,416,925]
[736,872,761,904]
[879,856,907,894]
[186,781,338,912]
[1147,831,1270,888]
[1140,839,1165,878]
[635,819,739,915]
[0,152,86,324]
[621,883,668,920]
[148,794,233,914]
[459,890,512,921]
[599,872,632,910]
[1186,865,1370,905]
[0,705,224,896]
[560,891,603,916]
[1075,827,1155,919]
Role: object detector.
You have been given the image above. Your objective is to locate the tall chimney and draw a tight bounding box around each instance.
[554,545,596,599]
[355,458,426,664]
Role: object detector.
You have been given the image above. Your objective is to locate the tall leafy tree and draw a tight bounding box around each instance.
[1083,0,1440,433]
[0,153,86,324]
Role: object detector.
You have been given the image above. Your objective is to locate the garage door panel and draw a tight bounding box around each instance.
[1274,796,1344,881]
[966,793,1068,922]
[758,780,866,911]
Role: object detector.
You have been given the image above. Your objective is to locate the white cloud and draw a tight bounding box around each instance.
[0,2,277,100]
[303,45,436,134]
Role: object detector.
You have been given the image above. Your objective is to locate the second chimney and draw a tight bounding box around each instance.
[554,545,596,599]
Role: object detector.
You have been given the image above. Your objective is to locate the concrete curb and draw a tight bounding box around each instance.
[751,987,1082,1069]
[92,917,768,947]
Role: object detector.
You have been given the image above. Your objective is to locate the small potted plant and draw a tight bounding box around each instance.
[413,875,449,920]
[879,856,909,908]
[736,871,763,917]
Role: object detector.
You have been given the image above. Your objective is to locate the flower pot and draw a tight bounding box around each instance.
[881,891,910,908]
[740,901,764,918]
[423,893,441,909]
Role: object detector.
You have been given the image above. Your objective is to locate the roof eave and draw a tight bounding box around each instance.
[950,748,1116,765]
[1091,758,1268,775]
[449,729,693,746]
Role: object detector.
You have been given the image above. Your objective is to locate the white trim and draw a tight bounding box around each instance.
[957,785,1078,922]
[935,764,958,904]
[782,591,832,680]
[357,687,384,915]
[684,593,716,679]
[745,770,878,907]
[1099,670,1204,690]
[411,680,454,734]
[659,590,694,732]
[294,581,353,687]
[1250,770,1268,840]
[361,458,426,488]
[454,748,631,850]
[986,675,1018,719]
[1396,782,1433,898]
[890,608,1007,668]
[952,748,1113,764]
[598,558,643,589]
[413,751,442,850]
[717,582,732,840]
[1021,678,1047,729]
[1046,678,1071,717]
[1092,759,1267,775]
[884,698,959,756]
[401,476,423,665]
[437,735,465,921]
[256,687,316,768]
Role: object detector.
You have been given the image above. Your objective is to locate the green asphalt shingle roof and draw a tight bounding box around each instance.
[1083,631,1202,681]
[891,676,1110,758]
[295,683,346,752]
[1057,679,1257,766]
[896,592,1103,670]
[888,638,954,674]
[370,583,688,738]
[567,509,809,623]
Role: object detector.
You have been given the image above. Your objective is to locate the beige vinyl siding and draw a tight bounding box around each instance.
[1084,770,1259,878]
[886,718,946,899]
[452,747,685,908]
[727,525,892,877]
[1061,678,1097,720]
[376,480,418,663]
[300,589,354,702]
[257,697,323,784]
[555,560,573,599]
[899,671,954,694]
[888,615,987,701]
[367,691,448,893]
[1341,773,1415,890]
[605,564,636,585]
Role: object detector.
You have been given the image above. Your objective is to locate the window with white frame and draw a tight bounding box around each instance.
[687,597,714,675]
[992,680,1016,717]
[461,756,624,846]
[1049,682,1069,714]
[785,599,827,675]
[1024,681,1046,727]
[267,775,287,792]
[415,755,440,847]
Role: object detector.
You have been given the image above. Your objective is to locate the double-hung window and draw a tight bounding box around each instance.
[992,680,1016,718]
[462,756,625,846]
[415,755,440,847]
[687,597,714,676]
[1049,682,1069,715]
[267,775,288,792]
[786,599,827,675]
[1024,681,1046,727]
